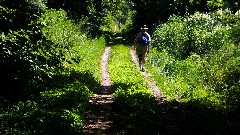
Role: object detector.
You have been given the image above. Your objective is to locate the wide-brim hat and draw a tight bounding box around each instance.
[141,25,148,30]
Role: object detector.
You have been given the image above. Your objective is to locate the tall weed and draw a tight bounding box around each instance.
[0,7,105,134]
[149,9,240,109]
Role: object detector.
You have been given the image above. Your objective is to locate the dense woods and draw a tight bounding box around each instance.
[0,0,239,134]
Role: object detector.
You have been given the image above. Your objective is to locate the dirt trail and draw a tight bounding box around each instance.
[130,49,167,101]
[83,42,166,134]
[83,44,115,135]
[83,42,233,134]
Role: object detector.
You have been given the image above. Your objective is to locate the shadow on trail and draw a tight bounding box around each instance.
[111,91,240,135]
[155,100,240,135]
[83,85,114,135]
[104,37,240,135]
[40,70,100,93]
[112,91,159,134]
[103,37,240,135]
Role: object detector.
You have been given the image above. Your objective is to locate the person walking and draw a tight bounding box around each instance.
[134,25,151,72]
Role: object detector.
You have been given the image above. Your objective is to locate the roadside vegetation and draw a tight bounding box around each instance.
[1,0,239,134]
[145,9,240,134]
[147,9,240,110]
[0,5,106,134]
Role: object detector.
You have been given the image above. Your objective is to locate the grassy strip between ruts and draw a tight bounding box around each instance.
[108,44,159,134]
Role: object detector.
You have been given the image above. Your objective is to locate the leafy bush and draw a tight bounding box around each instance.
[153,10,239,60]
[1,82,89,134]
[64,37,106,84]
[0,2,48,100]
[0,3,106,134]
[100,0,135,36]
[149,9,240,109]
[0,0,47,32]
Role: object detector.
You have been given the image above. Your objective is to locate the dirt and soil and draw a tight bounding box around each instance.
[129,49,167,101]
[82,44,115,134]
[82,40,232,135]
[82,41,165,134]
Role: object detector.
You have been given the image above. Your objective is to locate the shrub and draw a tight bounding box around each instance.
[148,9,240,109]
[0,4,106,134]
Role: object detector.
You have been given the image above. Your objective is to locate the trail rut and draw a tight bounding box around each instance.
[82,45,115,135]
[130,49,167,101]
[83,43,166,134]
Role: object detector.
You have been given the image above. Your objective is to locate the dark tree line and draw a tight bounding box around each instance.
[131,0,239,34]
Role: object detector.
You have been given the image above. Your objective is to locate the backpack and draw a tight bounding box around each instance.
[138,32,149,46]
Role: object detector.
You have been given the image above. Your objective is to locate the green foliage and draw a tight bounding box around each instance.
[39,9,86,53]
[1,82,90,134]
[0,2,44,98]
[0,0,47,32]
[45,0,136,38]
[113,87,158,134]
[230,25,240,44]
[131,0,174,32]
[149,9,240,110]
[45,0,102,37]
[207,0,224,10]
[173,0,238,14]
[0,0,49,99]
[100,0,136,36]
[173,0,208,14]
[153,10,239,59]
[0,2,106,134]
[45,0,93,19]
[63,37,106,85]
[1,1,239,134]
[0,8,68,99]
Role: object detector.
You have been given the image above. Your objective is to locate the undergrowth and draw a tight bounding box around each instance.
[147,9,240,110]
[0,8,106,134]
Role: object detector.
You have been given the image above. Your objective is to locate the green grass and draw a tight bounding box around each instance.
[108,44,149,90]
[108,44,159,134]
[146,49,223,107]
[63,36,106,85]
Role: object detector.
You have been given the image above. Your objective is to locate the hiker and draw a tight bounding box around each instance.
[134,25,151,72]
